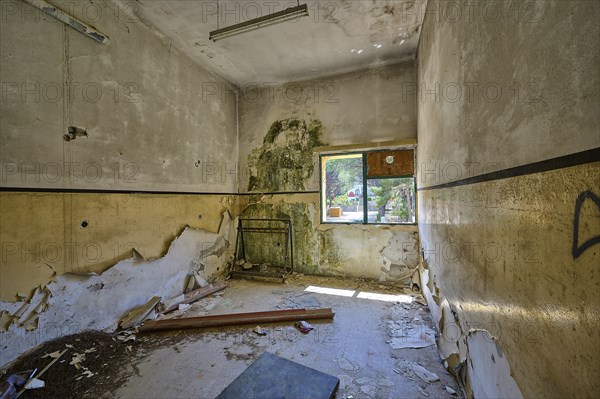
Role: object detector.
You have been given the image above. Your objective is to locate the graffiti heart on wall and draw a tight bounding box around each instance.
[572,190,600,259]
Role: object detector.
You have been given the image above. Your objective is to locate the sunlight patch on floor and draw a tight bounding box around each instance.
[305,286,414,303]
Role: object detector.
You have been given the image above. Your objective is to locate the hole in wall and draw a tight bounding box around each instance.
[80,220,89,228]
[198,214,202,219]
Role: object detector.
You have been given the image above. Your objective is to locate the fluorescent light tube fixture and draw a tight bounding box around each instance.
[209,3,309,42]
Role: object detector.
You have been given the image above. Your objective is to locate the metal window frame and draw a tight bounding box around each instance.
[319,148,417,226]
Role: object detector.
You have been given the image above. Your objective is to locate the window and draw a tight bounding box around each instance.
[320,148,416,224]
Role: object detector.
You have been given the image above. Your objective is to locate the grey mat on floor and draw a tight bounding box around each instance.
[216,351,340,399]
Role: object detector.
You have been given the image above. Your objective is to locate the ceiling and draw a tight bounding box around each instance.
[127,0,427,85]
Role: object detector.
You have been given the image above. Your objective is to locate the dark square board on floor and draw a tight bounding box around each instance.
[216,351,340,399]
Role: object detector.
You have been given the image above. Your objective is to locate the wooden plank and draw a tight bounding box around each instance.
[139,308,334,333]
[163,283,227,313]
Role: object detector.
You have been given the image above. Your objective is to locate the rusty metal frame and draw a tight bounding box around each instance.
[232,218,293,282]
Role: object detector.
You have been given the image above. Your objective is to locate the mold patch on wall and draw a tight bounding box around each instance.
[247,118,326,192]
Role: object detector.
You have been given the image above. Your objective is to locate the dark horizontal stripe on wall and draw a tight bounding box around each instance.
[0,187,240,196]
[239,191,319,195]
[418,147,600,191]
[0,187,320,196]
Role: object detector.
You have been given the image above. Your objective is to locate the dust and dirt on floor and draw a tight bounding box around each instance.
[2,275,464,399]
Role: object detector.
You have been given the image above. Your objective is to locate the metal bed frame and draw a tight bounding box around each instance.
[231,218,294,282]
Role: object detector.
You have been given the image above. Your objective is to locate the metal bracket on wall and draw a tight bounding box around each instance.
[231,218,293,283]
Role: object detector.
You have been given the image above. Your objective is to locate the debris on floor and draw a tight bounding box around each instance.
[337,358,359,371]
[116,330,137,342]
[387,335,436,349]
[252,326,267,336]
[23,377,45,390]
[178,304,192,312]
[386,303,437,349]
[162,283,227,314]
[1,330,185,399]
[2,275,463,399]
[119,296,161,330]
[69,353,85,370]
[445,385,457,395]
[405,361,440,383]
[295,320,313,333]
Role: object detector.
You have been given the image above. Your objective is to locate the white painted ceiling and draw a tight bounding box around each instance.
[128,0,427,85]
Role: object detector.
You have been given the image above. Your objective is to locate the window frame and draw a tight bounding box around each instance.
[319,147,417,226]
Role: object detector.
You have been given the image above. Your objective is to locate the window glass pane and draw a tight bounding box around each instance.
[322,154,363,223]
[366,177,415,224]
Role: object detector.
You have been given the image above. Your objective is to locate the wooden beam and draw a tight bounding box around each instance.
[139,308,334,333]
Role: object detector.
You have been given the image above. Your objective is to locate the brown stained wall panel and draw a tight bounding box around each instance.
[366,150,414,177]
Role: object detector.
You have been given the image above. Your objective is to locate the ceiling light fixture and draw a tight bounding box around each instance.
[209,3,309,42]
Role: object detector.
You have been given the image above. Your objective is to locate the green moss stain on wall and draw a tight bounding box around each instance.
[318,229,343,271]
[247,118,326,192]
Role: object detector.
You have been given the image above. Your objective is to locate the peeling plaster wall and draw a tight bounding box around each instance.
[0,193,239,301]
[0,0,239,301]
[0,211,234,366]
[416,1,600,397]
[237,63,418,279]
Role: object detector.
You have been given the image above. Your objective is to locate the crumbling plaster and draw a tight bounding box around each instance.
[416,0,600,396]
[0,193,239,302]
[0,211,234,367]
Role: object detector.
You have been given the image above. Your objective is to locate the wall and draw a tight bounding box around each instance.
[416,0,600,397]
[237,63,420,281]
[0,0,239,302]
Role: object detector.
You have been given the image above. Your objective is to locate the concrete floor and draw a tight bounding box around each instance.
[112,275,462,399]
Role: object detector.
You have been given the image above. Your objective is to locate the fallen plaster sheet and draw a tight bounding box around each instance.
[396,360,440,383]
[0,212,232,367]
[466,330,523,399]
[388,337,435,350]
[386,306,437,350]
